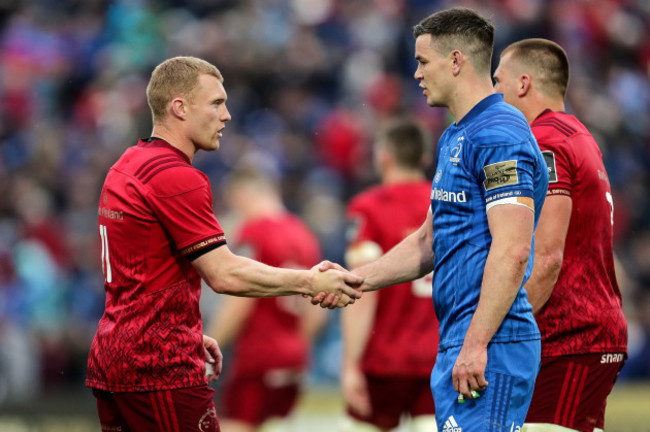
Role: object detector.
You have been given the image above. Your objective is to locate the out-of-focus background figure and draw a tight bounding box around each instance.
[207,166,327,432]
[340,118,438,432]
[0,0,649,430]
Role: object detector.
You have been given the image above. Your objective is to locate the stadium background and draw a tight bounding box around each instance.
[0,0,648,430]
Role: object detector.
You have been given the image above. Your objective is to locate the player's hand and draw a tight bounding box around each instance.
[308,262,363,309]
[452,341,488,400]
[312,261,368,307]
[203,335,223,383]
[341,363,372,417]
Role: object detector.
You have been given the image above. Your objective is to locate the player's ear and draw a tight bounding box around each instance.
[450,49,464,76]
[518,74,532,97]
[170,97,187,119]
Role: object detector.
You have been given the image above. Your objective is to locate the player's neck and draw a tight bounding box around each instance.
[449,76,494,124]
[242,197,285,219]
[150,124,196,163]
[526,97,566,124]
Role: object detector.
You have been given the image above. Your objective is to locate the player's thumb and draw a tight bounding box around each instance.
[342,271,364,289]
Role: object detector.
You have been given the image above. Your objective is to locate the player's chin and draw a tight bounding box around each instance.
[204,138,221,151]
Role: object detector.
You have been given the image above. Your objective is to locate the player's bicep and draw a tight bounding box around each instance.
[486,203,535,249]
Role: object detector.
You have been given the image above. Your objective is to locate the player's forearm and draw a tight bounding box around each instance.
[354,221,433,292]
[523,194,571,314]
[465,240,531,347]
[194,248,314,297]
[213,255,313,297]
[524,251,563,314]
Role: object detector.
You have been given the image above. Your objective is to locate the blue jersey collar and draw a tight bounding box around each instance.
[456,93,504,127]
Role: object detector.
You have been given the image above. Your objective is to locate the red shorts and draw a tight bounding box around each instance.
[347,374,435,430]
[219,370,301,426]
[525,353,625,431]
[93,385,220,432]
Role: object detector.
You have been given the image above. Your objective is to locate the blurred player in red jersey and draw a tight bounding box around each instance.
[340,119,439,432]
[206,167,327,432]
[494,39,628,432]
[86,56,362,432]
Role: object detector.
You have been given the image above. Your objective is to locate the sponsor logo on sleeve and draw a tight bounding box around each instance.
[483,160,519,191]
[542,151,558,183]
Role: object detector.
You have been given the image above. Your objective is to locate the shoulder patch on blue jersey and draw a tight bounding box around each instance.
[483,160,519,191]
[542,151,558,183]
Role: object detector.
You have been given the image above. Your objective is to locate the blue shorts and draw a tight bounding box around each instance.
[431,339,541,432]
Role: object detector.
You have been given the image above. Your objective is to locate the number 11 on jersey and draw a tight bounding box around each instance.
[99,224,112,283]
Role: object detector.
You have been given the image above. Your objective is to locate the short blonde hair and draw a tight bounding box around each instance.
[146,56,223,123]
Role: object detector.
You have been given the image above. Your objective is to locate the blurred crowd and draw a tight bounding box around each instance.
[0,0,648,405]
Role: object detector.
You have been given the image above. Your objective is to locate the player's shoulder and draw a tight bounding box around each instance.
[464,101,532,146]
[531,110,589,140]
[119,144,208,196]
[348,184,386,210]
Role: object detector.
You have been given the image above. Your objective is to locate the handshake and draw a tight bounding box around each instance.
[306,260,366,309]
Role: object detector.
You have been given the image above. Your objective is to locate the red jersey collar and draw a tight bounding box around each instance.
[533,108,560,123]
[138,137,191,164]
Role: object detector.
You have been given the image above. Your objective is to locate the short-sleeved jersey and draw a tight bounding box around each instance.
[431,94,547,351]
[229,213,321,376]
[531,110,627,357]
[347,182,439,377]
[86,138,226,392]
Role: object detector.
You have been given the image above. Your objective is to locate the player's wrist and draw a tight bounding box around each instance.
[304,268,319,297]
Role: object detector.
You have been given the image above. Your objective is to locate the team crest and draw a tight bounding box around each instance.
[450,137,463,165]
[198,407,217,431]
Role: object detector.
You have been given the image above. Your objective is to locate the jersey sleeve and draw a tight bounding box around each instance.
[468,138,538,211]
[346,198,378,244]
[537,138,573,196]
[233,224,260,260]
[149,180,226,260]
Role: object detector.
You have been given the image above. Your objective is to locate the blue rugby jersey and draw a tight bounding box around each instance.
[430,94,548,350]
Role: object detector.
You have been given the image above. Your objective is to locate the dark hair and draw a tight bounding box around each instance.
[501,38,570,98]
[413,7,494,74]
[378,119,428,170]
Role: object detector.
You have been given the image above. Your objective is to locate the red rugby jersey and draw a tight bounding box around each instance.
[86,138,226,392]
[532,110,627,357]
[229,213,321,376]
[346,182,438,377]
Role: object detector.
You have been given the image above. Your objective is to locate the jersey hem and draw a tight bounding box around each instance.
[438,332,541,352]
[541,345,628,358]
[85,378,208,393]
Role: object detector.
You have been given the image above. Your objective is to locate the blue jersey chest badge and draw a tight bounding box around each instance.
[450,136,464,165]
